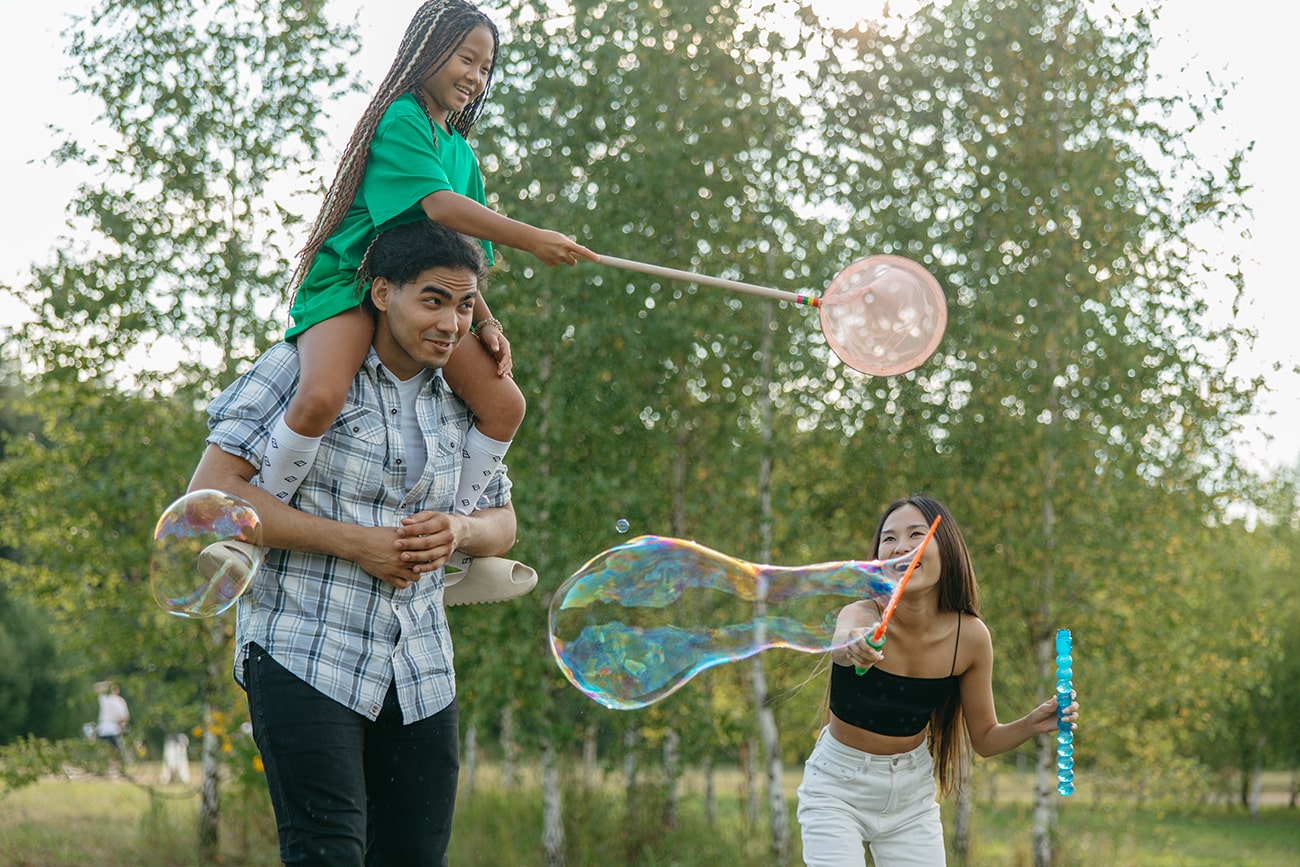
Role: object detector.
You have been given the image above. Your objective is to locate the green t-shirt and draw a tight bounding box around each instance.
[286,93,494,339]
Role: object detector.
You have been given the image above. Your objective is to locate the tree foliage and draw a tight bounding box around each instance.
[1,0,359,856]
[1,0,1295,861]
[20,0,358,393]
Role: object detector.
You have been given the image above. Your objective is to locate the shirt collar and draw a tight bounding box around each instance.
[364,347,447,391]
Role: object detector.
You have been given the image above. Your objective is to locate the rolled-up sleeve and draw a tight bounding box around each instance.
[206,343,300,469]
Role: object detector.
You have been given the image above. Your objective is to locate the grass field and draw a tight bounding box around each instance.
[1,764,1295,866]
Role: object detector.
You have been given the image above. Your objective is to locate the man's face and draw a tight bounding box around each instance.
[370,265,478,379]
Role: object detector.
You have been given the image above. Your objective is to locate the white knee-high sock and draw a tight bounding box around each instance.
[454,426,510,515]
[260,416,323,502]
[445,427,510,579]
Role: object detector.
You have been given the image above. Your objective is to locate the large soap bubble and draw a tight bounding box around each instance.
[548,535,920,710]
[151,489,263,618]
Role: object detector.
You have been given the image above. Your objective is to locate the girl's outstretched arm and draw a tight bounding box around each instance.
[421,189,597,266]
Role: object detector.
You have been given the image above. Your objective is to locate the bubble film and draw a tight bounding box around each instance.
[151,489,263,619]
[549,535,919,709]
[819,255,947,376]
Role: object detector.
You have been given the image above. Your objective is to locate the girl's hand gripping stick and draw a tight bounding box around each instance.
[856,515,942,674]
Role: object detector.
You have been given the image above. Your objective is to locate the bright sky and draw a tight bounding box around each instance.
[2,1,1296,474]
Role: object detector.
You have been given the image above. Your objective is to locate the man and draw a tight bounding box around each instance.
[189,220,516,866]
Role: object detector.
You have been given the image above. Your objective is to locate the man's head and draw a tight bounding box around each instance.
[365,220,487,378]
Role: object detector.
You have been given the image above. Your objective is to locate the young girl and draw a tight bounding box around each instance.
[262,0,596,514]
[796,495,1080,866]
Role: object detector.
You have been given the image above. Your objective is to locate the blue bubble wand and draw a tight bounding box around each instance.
[1055,628,1075,796]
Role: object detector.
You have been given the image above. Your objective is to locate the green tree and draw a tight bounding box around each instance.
[808,0,1260,861]
[21,0,358,392]
[5,0,359,858]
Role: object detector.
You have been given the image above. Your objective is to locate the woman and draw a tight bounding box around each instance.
[796,495,1080,866]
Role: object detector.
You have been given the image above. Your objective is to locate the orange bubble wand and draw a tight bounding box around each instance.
[856,515,941,672]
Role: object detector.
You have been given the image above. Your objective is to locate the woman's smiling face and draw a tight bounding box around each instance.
[877,503,942,590]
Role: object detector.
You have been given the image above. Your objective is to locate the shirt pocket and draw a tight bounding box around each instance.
[420,435,460,509]
[318,406,387,500]
[336,405,386,445]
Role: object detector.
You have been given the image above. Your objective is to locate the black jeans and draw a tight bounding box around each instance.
[245,644,460,866]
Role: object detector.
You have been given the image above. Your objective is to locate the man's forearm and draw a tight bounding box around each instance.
[188,443,373,559]
[191,442,517,565]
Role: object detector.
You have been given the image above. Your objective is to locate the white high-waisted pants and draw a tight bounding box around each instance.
[796,727,945,867]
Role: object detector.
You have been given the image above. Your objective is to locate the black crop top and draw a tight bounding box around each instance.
[828,617,961,737]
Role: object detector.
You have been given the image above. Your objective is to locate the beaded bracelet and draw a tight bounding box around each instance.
[474,317,505,335]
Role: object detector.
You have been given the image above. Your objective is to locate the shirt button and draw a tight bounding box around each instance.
[370,704,381,716]
[391,408,398,415]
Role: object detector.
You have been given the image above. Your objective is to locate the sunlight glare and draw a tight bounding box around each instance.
[808,0,921,29]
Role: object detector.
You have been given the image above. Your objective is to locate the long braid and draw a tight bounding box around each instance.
[288,0,499,296]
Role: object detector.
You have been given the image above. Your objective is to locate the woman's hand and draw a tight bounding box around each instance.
[835,627,885,670]
[1025,690,1080,735]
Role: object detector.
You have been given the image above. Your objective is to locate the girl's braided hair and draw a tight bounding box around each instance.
[290,0,499,294]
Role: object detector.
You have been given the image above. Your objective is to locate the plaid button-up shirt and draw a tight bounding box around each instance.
[207,342,512,723]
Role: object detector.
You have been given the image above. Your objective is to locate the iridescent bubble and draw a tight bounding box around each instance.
[615,518,630,534]
[548,535,919,709]
[151,490,263,619]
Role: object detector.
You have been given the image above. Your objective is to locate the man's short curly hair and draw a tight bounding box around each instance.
[362,220,487,311]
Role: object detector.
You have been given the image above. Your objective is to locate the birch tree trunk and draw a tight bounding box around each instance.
[624,728,638,814]
[463,722,478,796]
[198,624,223,860]
[952,775,973,865]
[1031,631,1057,867]
[501,703,517,789]
[750,655,791,866]
[742,737,760,828]
[702,754,717,825]
[663,727,680,830]
[198,701,221,859]
[542,737,565,867]
[1249,732,1266,820]
[749,299,791,865]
